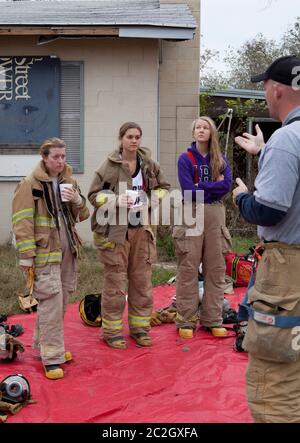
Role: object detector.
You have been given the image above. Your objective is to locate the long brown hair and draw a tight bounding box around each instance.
[118,121,142,150]
[192,116,225,181]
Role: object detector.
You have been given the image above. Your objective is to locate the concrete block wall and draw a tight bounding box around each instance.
[159,0,200,189]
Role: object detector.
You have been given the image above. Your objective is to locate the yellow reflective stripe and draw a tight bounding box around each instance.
[128,314,151,320]
[128,320,151,326]
[93,233,116,249]
[16,238,36,252]
[128,314,151,326]
[35,251,62,264]
[36,252,62,258]
[12,208,34,225]
[102,325,122,331]
[34,216,56,228]
[47,254,62,263]
[102,317,123,330]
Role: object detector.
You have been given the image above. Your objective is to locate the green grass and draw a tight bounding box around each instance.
[68,246,103,304]
[156,231,175,261]
[0,234,257,316]
[232,235,259,254]
[0,244,176,316]
[151,267,175,286]
[0,244,25,316]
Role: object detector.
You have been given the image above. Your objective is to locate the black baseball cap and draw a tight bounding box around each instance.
[251,55,300,86]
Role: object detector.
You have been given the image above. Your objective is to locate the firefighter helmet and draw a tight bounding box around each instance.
[79,293,102,327]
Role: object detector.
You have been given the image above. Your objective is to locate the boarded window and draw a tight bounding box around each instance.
[0,59,83,180]
[60,61,84,173]
[0,56,60,146]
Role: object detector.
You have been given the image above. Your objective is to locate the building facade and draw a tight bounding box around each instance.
[0,0,200,243]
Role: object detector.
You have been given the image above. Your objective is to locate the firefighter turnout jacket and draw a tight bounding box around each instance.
[12,161,89,267]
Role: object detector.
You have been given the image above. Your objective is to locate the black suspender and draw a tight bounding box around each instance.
[285,116,300,125]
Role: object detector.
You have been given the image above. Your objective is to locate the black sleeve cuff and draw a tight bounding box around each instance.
[237,193,287,226]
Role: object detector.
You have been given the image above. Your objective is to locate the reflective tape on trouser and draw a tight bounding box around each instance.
[35,251,62,265]
[128,314,151,328]
[249,306,300,328]
[102,317,123,331]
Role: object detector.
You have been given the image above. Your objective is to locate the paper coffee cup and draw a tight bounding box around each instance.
[126,190,138,204]
[126,189,139,201]
[60,183,73,202]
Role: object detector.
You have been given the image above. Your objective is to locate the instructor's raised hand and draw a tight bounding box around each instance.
[235,124,265,155]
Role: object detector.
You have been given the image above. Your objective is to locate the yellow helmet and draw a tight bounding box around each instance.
[79,293,102,327]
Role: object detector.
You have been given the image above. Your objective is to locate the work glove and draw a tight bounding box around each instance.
[150,188,167,210]
[96,191,114,207]
[0,390,36,422]
[150,302,177,326]
[159,310,177,323]
[150,311,162,326]
[0,334,25,361]
[18,267,38,313]
[0,396,23,422]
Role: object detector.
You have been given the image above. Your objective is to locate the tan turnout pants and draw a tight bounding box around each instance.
[247,354,300,423]
[33,221,77,365]
[174,202,231,329]
[244,243,300,422]
[99,227,156,341]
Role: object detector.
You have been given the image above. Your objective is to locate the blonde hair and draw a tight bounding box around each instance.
[192,116,225,181]
[39,137,66,157]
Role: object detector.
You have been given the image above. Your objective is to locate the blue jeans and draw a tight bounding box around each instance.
[237,264,256,322]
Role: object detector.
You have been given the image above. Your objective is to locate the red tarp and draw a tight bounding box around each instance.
[0,285,251,423]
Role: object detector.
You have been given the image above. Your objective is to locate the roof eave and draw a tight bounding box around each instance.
[119,26,195,40]
[0,25,196,40]
[200,87,265,100]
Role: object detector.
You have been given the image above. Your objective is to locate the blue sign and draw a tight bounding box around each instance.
[0,56,60,144]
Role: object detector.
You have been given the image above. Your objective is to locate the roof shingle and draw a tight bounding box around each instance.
[0,1,196,29]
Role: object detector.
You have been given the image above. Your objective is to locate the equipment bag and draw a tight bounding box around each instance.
[225,249,254,287]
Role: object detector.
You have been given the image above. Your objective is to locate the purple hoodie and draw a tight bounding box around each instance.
[178,142,232,204]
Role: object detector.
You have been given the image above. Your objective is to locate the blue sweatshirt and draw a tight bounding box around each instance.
[178,142,232,203]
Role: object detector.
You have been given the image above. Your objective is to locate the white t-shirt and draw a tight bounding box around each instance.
[131,167,143,209]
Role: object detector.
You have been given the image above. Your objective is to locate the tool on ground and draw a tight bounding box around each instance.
[18,267,38,313]
[0,374,36,422]
[0,374,30,404]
